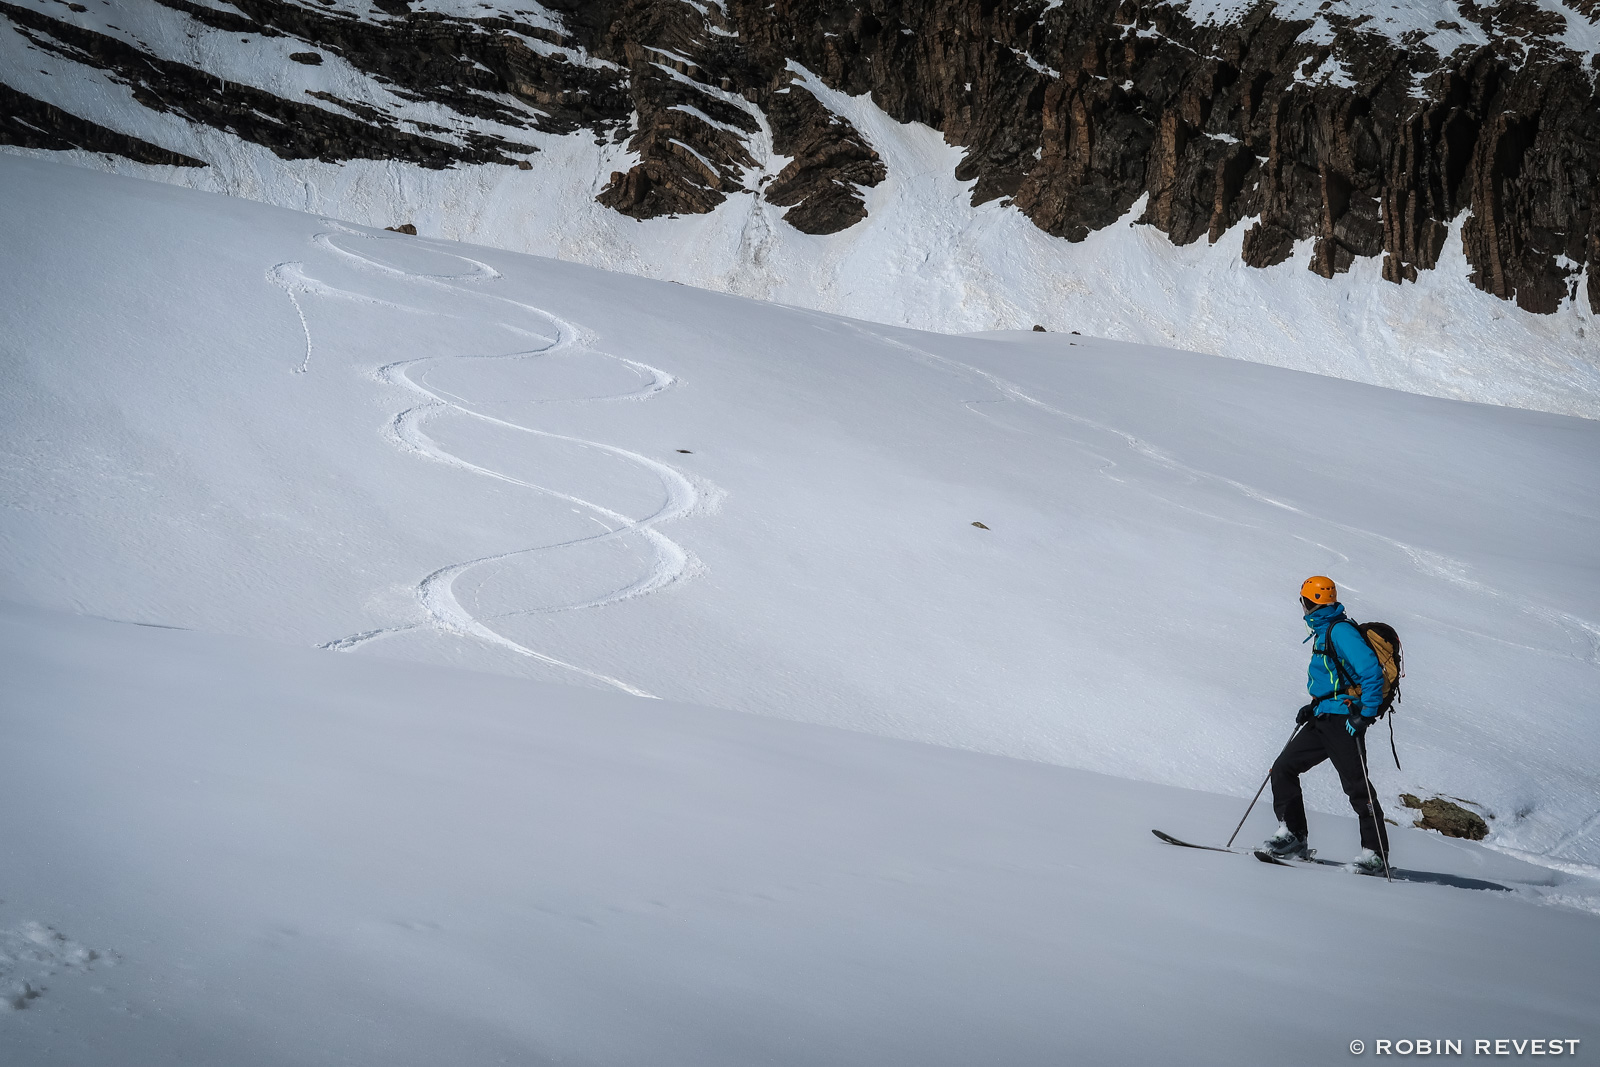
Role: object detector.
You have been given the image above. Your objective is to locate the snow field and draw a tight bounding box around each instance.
[2,155,1598,875]
[1,601,1596,1067]
[4,128,1600,1066]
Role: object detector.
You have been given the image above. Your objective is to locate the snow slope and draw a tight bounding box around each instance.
[3,154,1598,877]
[5,140,1600,1065]
[2,3,1596,417]
[3,601,1597,1066]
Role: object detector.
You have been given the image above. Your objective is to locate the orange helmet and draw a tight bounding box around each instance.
[1300,575,1338,606]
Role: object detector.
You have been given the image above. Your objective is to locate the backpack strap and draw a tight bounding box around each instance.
[1321,618,1363,701]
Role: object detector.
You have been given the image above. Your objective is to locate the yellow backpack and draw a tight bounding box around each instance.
[1328,619,1404,766]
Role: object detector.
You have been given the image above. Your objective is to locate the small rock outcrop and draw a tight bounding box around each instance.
[1400,793,1491,840]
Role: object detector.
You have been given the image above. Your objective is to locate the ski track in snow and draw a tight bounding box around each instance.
[285,221,717,699]
[1548,809,1600,860]
[860,324,1600,672]
[264,263,318,374]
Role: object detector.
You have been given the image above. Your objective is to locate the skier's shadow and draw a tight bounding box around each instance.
[1386,868,1510,893]
[1307,858,1510,892]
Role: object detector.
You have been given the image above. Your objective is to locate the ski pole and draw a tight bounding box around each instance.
[1226,722,1304,848]
[1356,729,1393,882]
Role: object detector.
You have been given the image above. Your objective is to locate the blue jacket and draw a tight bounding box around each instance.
[1304,602,1385,718]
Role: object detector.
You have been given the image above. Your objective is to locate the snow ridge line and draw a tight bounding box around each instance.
[288,222,718,698]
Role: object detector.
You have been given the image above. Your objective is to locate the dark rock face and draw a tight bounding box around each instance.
[3,0,1596,312]
[594,0,764,219]
[180,0,633,138]
[592,0,886,229]
[1,0,535,167]
[763,78,886,233]
[1457,67,1600,313]
[0,83,204,166]
[732,0,1598,312]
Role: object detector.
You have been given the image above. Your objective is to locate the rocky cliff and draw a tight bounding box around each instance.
[3,0,1596,312]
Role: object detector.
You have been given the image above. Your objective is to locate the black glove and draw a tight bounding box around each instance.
[1345,712,1370,737]
[1295,702,1317,725]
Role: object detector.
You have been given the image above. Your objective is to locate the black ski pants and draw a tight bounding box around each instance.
[1271,713,1389,855]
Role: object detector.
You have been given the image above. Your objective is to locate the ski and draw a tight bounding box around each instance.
[1162,830,1510,892]
[1154,828,1315,867]
[1151,829,1242,853]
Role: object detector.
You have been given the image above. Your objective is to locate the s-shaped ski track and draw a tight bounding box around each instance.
[276,221,719,699]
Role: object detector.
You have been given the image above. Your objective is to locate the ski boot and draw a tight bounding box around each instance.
[1350,849,1388,876]
[1263,824,1310,861]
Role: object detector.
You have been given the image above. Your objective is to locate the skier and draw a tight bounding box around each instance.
[1262,576,1390,874]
